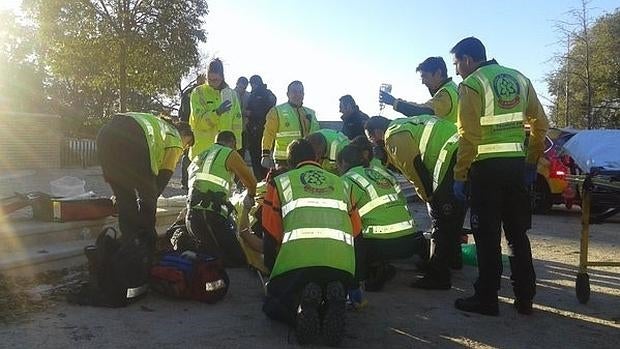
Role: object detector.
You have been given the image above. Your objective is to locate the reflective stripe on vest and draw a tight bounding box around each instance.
[432,133,459,190]
[194,173,230,191]
[283,228,354,246]
[281,197,348,218]
[329,139,339,161]
[479,112,524,126]
[478,142,524,154]
[276,130,302,138]
[364,220,414,235]
[278,175,293,202]
[470,69,528,158]
[358,193,398,217]
[274,149,288,159]
[418,119,437,161]
[348,172,378,199]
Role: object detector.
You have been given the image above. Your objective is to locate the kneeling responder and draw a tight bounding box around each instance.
[337,145,426,292]
[365,115,465,290]
[306,128,350,174]
[186,131,257,267]
[261,139,361,346]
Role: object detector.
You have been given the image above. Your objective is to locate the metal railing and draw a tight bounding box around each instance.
[60,138,98,168]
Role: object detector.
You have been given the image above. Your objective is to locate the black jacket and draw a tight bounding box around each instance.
[246,85,276,128]
[341,109,369,140]
[178,83,199,122]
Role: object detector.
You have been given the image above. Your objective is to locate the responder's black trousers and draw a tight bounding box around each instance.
[263,267,353,326]
[186,208,246,267]
[247,124,267,180]
[427,182,465,282]
[469,157,536,303]
[180,149,191,189]
[426,154,466,282]
[355,232,427,282]
[96,115,158,249]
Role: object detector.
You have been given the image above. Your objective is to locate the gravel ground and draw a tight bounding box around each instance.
[0,201,618,348]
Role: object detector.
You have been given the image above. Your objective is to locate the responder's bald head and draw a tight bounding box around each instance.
[287,80,304,106]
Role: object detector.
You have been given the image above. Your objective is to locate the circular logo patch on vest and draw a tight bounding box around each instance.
[492,74,521,109]
[364,168,392,189]
[300,169,334,194]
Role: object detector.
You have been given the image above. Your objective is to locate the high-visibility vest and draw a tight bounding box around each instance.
[273,103,319,161]
[124,112,182,176]
[314,129,350,174]
[189,84,242,159]
[270,164,355,279]
[385,115,458,191]
[188,144,234,214]
[344,166,414,239]
[461,63,529,162]
[436,79,459,123]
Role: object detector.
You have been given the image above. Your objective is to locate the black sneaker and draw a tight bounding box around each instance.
[296,282,322,345]
[323,281,346,347]
[410,276,451,290]
[454,295,499,316]
[514,299,533,315]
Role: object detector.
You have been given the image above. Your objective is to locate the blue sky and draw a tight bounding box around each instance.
[203,0,618,120]
[2,0,618,121]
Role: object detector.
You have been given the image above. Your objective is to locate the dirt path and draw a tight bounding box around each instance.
[1,205,618,348]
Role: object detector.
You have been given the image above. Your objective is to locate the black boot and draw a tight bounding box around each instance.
[454,295,499,316]
[323,281,346,347]
[296,283,322,345]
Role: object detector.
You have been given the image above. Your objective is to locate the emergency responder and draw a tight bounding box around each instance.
[97,112,193,249]
[82,113,193,307]
[380,57,459,123]
[261,139,361,346]
[450,37,549,316]
[337,145,427,292]
[365,115,464,290]
[261,80,319,170]
[189,58,243,160]
[186,131,257,267]
[180,73,206,191]
[306,128,350,174]
[350,135,387,169]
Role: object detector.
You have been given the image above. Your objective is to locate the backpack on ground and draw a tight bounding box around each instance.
[71,227,150,307]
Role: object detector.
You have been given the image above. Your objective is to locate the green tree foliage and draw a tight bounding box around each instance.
[25,0,208,115]
[546,7,620,129]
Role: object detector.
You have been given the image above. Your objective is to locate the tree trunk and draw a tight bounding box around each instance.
[119,41,127,112]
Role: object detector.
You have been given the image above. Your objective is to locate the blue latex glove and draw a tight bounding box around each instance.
[453,180,466,201]
[524,163,537,187]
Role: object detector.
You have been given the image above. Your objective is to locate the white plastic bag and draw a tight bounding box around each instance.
[50,176,86,198]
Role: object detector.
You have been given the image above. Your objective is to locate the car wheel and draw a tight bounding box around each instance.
[532,176,552,214]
